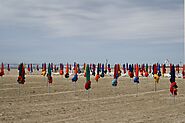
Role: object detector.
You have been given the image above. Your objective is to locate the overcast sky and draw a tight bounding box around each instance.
[0,0,184,64]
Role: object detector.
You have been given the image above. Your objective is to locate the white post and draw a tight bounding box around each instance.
[19,84,21,96]
[74,82,77,96]
[173,91,175,104]
[154,81,157,92]
[136,83,138,97]
[48,83,50,93]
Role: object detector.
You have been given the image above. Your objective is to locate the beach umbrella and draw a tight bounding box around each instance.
[100,64,104,78]
[170,64,172,73]
[153,64,157,74]
[90,64,92,71]
[83,63,86,74]
[99,63,101,72]
[145,64,149,77]
[51,63,53,72]
[104,63,107,74]
[17,63,26,95]
[36,64,39,71]
[114,64,118,79]
[170,65,178,103]
[7,64,10,71]
[47,63,52,84]
[54,64,57,73]
[134,64,139,96]
[0,63,5,77]
[72,64,78,82]
[84,63,86,77]
[134,64,139,84]
[140,69,143,77]
[157,63,161,77]
[65,63,69,78]
[41,63,46,76]
[76,64,79,73]
[149,65,152,74]
[170,81,178,103]
[131,64,134,77]
[126,63,128,70]
[72,64,78,96]
[176,64,180,74]
[30,64,33,73]
[128,64,134,78]
[140,64,144,76]
[83,63,86,70]
[170,64,175,83]
[182,64,185,79]
[47,63,52,93]
[153,64,159,91]
[27,64,30,72]
[112,64,118,86]
[170,82,178,95]
[142,64,145,72]
[123,64,126,74]
[59,63,64,75]
[162,64,166,77]
[85,64,91,103]
[118,64,121,77]
[69,64,72,71]
[95,63,100,82]
[92,64,96,76]
[77,64,81,74]
[73,62,76,71]
[134,64,136,73]
[17,63,25,84]
[85,64,91,90]
[108,64,111,73]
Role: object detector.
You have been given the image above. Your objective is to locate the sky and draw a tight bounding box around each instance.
[0,0,184,65]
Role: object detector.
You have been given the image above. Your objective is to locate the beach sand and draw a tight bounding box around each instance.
[0,69,185,123]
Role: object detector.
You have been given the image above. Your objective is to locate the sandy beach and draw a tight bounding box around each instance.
[0,69,185,123]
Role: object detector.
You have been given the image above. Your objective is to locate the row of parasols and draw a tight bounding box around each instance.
[1,62,185,96]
